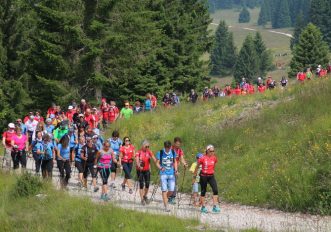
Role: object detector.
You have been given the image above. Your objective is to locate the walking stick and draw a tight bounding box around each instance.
[177,167,186,208]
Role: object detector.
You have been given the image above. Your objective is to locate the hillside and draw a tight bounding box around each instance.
[109,78,331,215]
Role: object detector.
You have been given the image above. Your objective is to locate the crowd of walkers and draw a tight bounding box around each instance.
[1,98,221,213]
[1,67,330,213]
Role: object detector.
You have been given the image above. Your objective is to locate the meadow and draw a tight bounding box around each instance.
[209,8,293,86]
[108,78,331,215]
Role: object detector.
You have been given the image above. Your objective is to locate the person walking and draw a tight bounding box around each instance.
[56,135,72,189]
[81,137,99,192]
[119,137,135,194]
[1,123,16,171]
[11,127,28,171]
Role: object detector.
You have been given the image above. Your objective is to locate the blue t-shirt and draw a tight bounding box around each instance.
[156,149,177,175]
[32,140,44,153]
[109,138,122,158]
[20,124,27,135]
[57,143,70,160]
[145,99,151,111]
[45,125,55,135]
[69,134,76,148]
[95,140,102,150]
[74,143,84,162]
[44,142,54,160]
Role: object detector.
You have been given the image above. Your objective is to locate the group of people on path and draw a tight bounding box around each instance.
[2,99,221,213]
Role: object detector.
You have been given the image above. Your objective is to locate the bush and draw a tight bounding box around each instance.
[12,172,44,198]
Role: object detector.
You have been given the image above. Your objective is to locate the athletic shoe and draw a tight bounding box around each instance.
[168,197,176,205]
[164,207,171,213]
[121,184,125,191]
[100,194,105,201]
[201,206,208,214]
[143,196,150,204]
[110,183,116,189]
[141,199,146,206]
[93,187,99,193]
[129,189,133,194]
[212,205,220,213]
[103,194,110,201]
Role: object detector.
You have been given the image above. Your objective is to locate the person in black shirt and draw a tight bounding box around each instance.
[81,137,99,192]
[188,89,198,103]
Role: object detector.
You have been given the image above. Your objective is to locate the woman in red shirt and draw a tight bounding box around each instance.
[195,144,220,213]
[119,137,135,194]
[135,140,156,205]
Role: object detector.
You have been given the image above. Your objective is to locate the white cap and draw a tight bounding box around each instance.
[68,105,73,110]
[206,144,214,152]
[8,123,15,129]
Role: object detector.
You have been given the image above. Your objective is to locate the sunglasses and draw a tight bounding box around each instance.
[145,146,149,148]
[208,150,215,153]
[125,139,130,142]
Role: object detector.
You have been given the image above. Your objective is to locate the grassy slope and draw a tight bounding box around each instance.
[109,79,331,215]
[209,8,292,86]
[0,174,208,232]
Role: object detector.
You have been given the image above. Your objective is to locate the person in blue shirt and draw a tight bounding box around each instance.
[56,135,71,188]
[156,140,178,212]
[144,93,152,112]
[16,119,27,135]
[108,130,122,188]
[31,131,44,175]
[93,135,103,150]
[74,136,85,186]
[41,134,55,179]
[45,118,55,136]
[68,128,77,159]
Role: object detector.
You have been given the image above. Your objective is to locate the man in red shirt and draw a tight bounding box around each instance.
[34,110,44,122]
[108,101,119,123]
[47,103,57,118]
[66,106,75,123]
[84,108,95,129]
[135,140,156,205]
[258,83,266,93]
[100,98,110,128]
[1,123,16,171]
[168,137,188,203]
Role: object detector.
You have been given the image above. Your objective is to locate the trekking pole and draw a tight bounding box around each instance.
[177,167,187,208]
[150,174,160,202]
[134,171,141,206]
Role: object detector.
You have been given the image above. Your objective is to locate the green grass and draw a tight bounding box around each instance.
[109,78,331,215]
[0,173,210,232]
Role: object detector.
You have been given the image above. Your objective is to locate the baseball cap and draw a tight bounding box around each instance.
[206,144,214,152]
[196,153,203,159]
[8,123,15,129]
[68,105,73,110]
[78,113,84,117]
[92,135,98,139]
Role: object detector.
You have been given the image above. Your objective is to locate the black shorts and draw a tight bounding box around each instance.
[98,167,111,185]
[199,175,218,197]
[111,162,117,173]
[83,163,97,178]
[137,170,150,189]
[75,161,84,173]
[41,159,53,173]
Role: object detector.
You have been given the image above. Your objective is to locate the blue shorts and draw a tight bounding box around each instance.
[192,182,199,193]
[160,174,175,192]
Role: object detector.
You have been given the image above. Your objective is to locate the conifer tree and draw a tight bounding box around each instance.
[239,6,250,23]
[210,21,237,76]
[258,0,270,26]
[233,34,259,83]
[290,12,306,50]
[272,0,291,28]
[254,32,273,76]
[310,0,331,48]
[289,23,329,77]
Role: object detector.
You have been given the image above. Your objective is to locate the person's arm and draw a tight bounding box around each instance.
[25,140,29,151]
[94,151,100,166]
[80,148,87,161]
[112,151,118,164]
[151,151,157,164]
[174,158,178,175]
[180,155,188,168]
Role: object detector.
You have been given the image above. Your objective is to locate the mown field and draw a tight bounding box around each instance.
[109,78,331,215]
[208,8,293,86]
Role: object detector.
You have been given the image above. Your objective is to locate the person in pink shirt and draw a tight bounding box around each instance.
[2,123,16,171]
[11,127,28,169]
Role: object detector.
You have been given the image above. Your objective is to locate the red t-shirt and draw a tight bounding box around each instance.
[34,116,44,122]
[2,131,16,148]
[47,108,57,116]
[85,114,95,129]
[234,88,241,95]
[66,111,75,122]
[120,145,135,163]
[258,85,266,93]
[108,106,119,122]
[198,155,217,176]
[100,103,110,117]
[151,96,157,108]
[135,149,153,171]
[172,146,184,163]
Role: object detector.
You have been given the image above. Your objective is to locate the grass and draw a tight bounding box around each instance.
[108,78,331,215]
[0,173,211,232]
[208,8,293,85]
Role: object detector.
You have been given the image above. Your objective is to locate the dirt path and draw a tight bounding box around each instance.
[210,22,293,38]
[25,159,331,232]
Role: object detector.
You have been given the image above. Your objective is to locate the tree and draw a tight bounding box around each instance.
[210,21,237,76]
[258,0,271,26]
[289,23,329,77]
[310,0,331,48]
[272,0,291,28]
[239,6,250,23]
[290,12,306,50]
[233,34,259,83]
[254,32,273,76]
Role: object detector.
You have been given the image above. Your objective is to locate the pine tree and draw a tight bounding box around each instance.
[289,23,329,77]
[254,32,273,76]
[210,21,237,76]
[310,0,331,48]
[290,12,306,50]
[239,6,250,23]
[258,0,270,26]
[233,34,259,83]
[272,0,291,28]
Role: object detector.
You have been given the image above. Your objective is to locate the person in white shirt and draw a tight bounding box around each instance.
[25,116,38,145]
